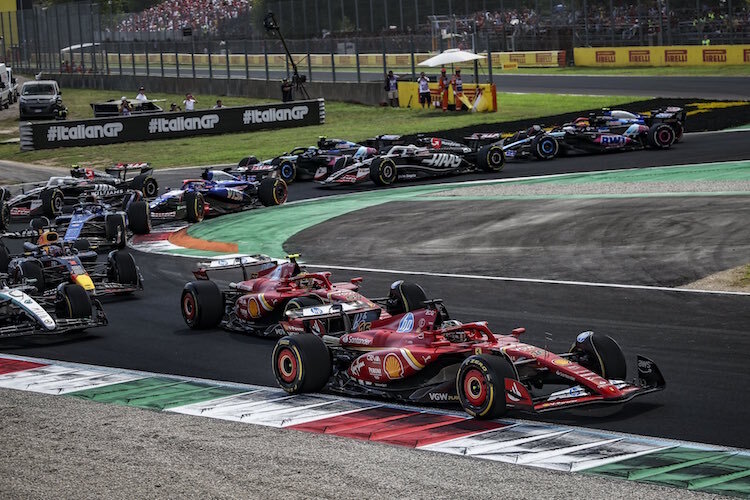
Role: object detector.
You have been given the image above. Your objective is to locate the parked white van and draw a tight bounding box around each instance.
[0,63,10,109]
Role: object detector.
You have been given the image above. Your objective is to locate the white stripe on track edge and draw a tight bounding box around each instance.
[305,263,750,297]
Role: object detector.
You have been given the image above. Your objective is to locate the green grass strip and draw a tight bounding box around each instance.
[67,377,244,410]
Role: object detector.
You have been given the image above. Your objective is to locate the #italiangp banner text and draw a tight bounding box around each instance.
[19,99,326,151]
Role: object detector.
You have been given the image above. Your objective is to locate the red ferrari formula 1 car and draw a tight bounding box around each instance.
[180,254,388,337]
[272,281,665,418]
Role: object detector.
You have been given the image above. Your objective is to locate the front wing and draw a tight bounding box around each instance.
[506,355,665,413]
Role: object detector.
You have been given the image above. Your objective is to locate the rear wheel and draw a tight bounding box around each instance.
[132,173,158,198]
[72,239,91,252]
[272,334,331,393]
[570,331,627,380]
[457,354,516,419]
[672,122,684,143]
[278,159,297,184]
[0,202,9,230]
[19,260,46,294]
[105,213,127,249]
[184,191,205,222]
[127,201,151,235]
[40,188,64,217]
[477,144,506,172]
[369,158,397,186]
[181,280,223,329]
[647,123,675,149]
[56,284,92,319]
[108,251,139,286]
[30,217,50,231]
[531,134,559,160]
[258,178,288,207]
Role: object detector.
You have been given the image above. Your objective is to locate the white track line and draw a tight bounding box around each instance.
[305,263,750,297]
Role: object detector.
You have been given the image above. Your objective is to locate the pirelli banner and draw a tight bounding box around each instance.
[19,99,326,151]
[574,45,750,67]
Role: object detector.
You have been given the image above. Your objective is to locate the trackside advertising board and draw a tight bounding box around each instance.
[574,45,750,67]
[19,99,325,151]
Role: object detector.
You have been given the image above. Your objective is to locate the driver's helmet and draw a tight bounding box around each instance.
[385,280,427,316]
[82,193,98,204]
[317,136,327,149]
[201,170,214,181]
[43,244,64,257]
[526,124,542,135]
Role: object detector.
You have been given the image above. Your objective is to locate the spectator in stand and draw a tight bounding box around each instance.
[183,93,196,111]
[169,102,182,112]
[135,86,148,101]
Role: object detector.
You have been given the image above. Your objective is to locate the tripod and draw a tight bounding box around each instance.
[264,12,310,100]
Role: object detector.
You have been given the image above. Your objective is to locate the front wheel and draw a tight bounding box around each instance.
[132,173,159,198]
[277,159,297,184]
[108,251,140,286]
[181,280,224,329]
[476,144,505,172]
[531,134,559,160]
[570,331,627,380]
[184,191,206,222]
[105,213,127,249]
[56,283,92,319]
[40,188,64,217]
[127,201,151,235]
[457,354,516,419]
[369,158,397,186]
[272,334,331,394]
[258,178,288,207]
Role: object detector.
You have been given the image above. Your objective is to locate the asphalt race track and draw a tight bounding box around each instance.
[1,129,749,450]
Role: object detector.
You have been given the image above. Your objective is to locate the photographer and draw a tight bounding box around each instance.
[281,78,293,102]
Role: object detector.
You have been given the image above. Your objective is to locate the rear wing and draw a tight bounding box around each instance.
[192,254,281,280]
[105,162,153,178]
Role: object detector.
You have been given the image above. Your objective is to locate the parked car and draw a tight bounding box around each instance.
[19,80,67,120]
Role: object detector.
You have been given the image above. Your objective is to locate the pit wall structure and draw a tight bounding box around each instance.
[574,45,750,67]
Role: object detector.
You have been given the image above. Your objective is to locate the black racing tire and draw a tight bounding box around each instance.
[0,202,10,230]
[570,331,627,380]
[277,159,297,184]
[40,188,64,217]
[531,134,560,160]
[181,280,223,329]
[476,144,506,172]
[127,201,151,235]
[282,295,325,320]
[184,191,206,222]
[56,284,92,319]
[0,245,10,273]
[457,354,517,419]
[20,260,46,294]
[369,157,397,186]
[647,123,675,149]
[672,122,684,143]
[30,217,50,231]
[258,178,288,207]
[132,173,159,198]
[72,239,91,252]
[105,213,127,249]
[272,334,331,394]
[122,191,143,211]
[109,251,139,286]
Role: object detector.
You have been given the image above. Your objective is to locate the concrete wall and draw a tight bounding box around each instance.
[45,73,384,106]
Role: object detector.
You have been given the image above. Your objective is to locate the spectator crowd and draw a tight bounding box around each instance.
[115,0,249,35]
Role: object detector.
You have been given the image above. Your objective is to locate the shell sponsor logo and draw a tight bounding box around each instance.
[247,298,261,318]
[383,353,404,380]
[552,358,571,366]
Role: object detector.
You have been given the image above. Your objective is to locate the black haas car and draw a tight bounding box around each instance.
[70,162,159,199]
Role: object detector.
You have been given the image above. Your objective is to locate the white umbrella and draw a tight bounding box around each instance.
[418,48,484,68]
